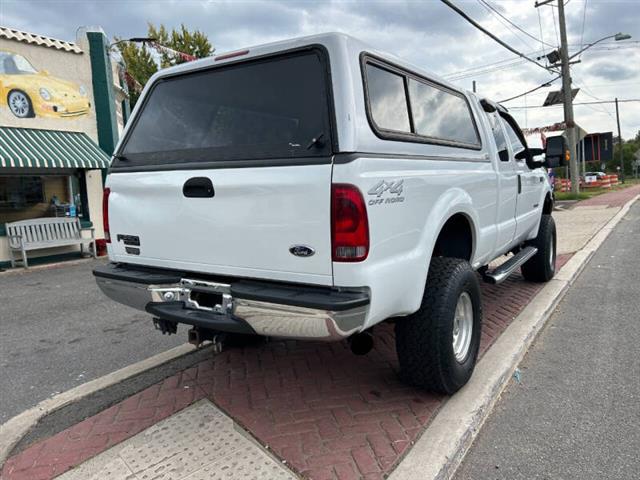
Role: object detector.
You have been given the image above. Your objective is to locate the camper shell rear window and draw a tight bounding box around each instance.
[113,47,334,170]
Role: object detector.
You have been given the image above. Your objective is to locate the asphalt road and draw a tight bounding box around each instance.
[0,259,185,422]
[456,201,640,480]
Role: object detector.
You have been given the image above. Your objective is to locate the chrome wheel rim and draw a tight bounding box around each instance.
[9,92,29,117]
[452,292,474,363]
[548,232,555,270]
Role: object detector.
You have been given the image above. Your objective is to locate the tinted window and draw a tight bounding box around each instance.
[408,79,479,145]
[365,64,411,133]
[487,112,508,159]
[120,50,331,165]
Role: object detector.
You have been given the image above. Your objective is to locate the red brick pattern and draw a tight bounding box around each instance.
[577,183,640,208]
[1,255,572,480]
[1,372,205,480]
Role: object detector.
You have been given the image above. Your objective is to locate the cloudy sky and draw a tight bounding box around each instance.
[2,0,639,138]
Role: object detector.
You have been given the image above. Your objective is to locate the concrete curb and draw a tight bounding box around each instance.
[0,343,201,467]
[390,194,639,480]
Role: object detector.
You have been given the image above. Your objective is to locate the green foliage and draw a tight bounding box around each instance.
[115,24,214,108]
[148,23,213,68]
[553,191,591,201]
[607,130,640,176]
[114,40,156,107]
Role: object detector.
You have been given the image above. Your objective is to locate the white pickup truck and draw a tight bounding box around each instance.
[94,33,567,394]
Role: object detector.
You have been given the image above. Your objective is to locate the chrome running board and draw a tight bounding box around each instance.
[483,246,538,285]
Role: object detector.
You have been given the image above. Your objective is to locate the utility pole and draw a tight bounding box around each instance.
[615,97,625,183]
[557,0,579,194]
[472,80,476,93]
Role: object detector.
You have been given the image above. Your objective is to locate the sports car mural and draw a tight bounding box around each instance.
[0,51,91,119]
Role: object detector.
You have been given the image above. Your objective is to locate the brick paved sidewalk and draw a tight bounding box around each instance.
[0,257,572,480]
[578,182,640,208]
[3,185,637,480]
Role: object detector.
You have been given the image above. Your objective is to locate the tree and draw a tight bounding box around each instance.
[148,24,213,68]
[608,130,640,176]
[115,24,214,108]
[114,41,156,107]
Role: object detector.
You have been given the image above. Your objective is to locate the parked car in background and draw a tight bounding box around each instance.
[0,50,90,118]
[94,33,566,395]
[584,171,606,184]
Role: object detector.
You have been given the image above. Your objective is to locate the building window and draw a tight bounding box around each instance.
[0,173,89,226]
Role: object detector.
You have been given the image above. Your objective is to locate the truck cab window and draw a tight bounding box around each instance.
[486,112,509,161]
[500,117,525,158]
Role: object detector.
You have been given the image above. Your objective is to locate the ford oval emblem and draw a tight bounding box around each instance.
[289,245,315,258]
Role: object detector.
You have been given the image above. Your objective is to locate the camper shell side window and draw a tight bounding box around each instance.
[360,53,482,151]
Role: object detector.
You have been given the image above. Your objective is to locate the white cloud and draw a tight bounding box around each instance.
[2,0,638,137]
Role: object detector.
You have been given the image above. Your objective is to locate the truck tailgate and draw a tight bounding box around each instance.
[107,164,333,286]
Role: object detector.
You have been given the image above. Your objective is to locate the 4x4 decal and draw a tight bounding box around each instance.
[367,179,405,205]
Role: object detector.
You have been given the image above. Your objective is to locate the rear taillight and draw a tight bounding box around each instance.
[331,184,369,262]
[102,187,111,243]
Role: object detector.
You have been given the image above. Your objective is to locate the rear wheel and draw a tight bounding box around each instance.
[521,214,556,282]
[395,257,482,394]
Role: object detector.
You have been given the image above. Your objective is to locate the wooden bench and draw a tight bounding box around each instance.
[6,217,96,268]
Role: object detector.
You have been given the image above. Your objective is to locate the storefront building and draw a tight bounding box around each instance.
[0,26,125,267]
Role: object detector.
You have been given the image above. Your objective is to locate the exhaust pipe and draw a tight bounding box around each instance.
[349,331,374,356]
[187,327,203,346]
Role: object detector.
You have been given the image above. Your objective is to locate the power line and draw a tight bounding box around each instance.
[498,75,562,103]
[444,51,541,78]
[537,7,549,51]
[551,7,560,47]
[443,41,638,79]
[573,73,614,102]
[480,0,556,48]
[446,59,527,81]
[444,59,519,78]
[578,0,588,58]
[508,99,640,109]
[477,0,536,51]
[439,0,555,73]
[572,76,616,118]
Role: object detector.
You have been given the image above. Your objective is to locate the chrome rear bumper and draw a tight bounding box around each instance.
[94,266,368,341]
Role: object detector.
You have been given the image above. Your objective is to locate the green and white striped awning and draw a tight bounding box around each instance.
[0,127,111,169]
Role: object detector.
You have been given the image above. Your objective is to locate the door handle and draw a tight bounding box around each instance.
[183,177,215,198]
[517,174,522,194]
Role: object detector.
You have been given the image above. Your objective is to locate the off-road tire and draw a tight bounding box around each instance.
[395,257,482,394]
[521,214,556,282]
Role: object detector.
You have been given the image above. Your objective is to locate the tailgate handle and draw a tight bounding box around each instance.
[183,177,215,198]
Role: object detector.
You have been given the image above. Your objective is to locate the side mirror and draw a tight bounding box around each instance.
[526,147,545,168]
[528,147,544,157]
[544,136,568,168]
